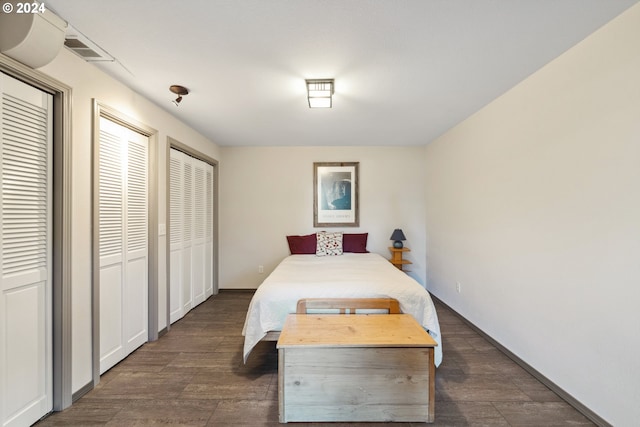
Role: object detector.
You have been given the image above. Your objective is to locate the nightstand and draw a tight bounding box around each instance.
[389,247,412,271]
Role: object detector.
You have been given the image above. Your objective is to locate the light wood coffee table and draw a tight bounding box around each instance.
[277,313,437,423]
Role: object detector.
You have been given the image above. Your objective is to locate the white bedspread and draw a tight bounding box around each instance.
[242,253,442,366]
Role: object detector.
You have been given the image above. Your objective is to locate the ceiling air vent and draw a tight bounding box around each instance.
[63,24,114,62]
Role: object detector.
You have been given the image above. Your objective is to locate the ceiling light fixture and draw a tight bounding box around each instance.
[170,85,189,106]
[306,79,334,108]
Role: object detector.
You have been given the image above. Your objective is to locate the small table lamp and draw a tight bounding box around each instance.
[390,229,406,248]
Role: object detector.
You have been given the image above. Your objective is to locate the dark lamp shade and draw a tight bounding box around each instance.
[390,229,406,242]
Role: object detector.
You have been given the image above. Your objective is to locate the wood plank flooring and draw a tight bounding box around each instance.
[36,290,594,426]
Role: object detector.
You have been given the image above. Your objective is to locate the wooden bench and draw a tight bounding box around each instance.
[277,298,436,423]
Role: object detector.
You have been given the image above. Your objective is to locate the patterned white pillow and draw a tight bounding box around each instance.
[316,231,343,256]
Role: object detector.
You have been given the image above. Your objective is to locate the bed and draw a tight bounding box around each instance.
[242,252,442,367]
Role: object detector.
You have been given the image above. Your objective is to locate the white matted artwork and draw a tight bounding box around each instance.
[313,162,359,227]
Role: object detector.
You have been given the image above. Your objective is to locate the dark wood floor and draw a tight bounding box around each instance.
[36,290,594,426]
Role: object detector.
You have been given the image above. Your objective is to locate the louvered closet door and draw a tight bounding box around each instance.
[169,149,183,323]
[181,157,193,314]
[98,117,148,374]
[191,161,207,306]
[0,74,53,427]
[169,149,214,323]
[204,163,214,298]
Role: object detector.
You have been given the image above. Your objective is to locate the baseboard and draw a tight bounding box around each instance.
[431,296,612,427]
[71,380,93,402]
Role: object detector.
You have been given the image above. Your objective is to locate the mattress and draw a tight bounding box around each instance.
[242,252,442,366]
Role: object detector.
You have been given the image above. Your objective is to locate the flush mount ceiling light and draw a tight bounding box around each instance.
[306,79,334,108]
[170,85,189,106]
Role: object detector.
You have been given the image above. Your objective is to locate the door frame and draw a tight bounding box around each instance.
[165,137,219,331]
[91,101,158,385]
[0,54,73,411]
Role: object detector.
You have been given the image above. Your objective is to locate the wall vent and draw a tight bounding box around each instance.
[64,24,114,62]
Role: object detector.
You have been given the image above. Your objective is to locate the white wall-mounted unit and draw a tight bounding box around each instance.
[0,4,67,68]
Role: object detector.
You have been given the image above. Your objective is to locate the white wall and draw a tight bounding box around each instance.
[219,146,427,288]
[37,49,221,393]
[424,4,640,426]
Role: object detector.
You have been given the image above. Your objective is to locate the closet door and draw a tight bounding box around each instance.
[169,149,214,323]
[98,117,148,374]
[191,161,207,306]
[205,163,214,298]
[169,149,183,323]
[0,73,53,427]
[180,156,193,315]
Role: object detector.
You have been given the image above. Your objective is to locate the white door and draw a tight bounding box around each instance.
[191,161,206,306]
[170,149,194,321]
[204,162,214,298]
[180,157,193,315]
[0,74,53,426]
[98,117,148,374]
[169,149,214,324]
[168,149,183,323]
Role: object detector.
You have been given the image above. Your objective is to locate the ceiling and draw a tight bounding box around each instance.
[46,0,637,147]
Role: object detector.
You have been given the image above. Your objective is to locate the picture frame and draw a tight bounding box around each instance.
[313,162,359,227]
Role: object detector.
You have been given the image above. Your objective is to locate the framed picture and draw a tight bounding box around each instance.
[313,162,359,227]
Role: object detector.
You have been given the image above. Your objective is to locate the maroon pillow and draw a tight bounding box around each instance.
[343,233,369,253]
[286,233,317,254]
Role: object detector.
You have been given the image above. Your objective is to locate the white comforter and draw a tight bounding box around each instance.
[242,253,442,366]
